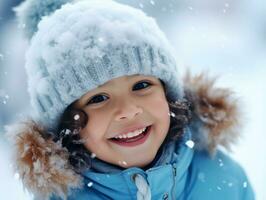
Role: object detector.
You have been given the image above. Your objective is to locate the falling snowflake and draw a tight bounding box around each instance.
[0,53,3,61]
[168,112,176,117]
[139,3,144,9]
[87,182,93,187]
[150,0,155,5]
[225,3,229,7]
[14,173,20,180]
[228,182,233,187]
[0,93,7,104]
[98,37,105,43]
[218,158,224,167]
[243,181,248,188]
[217,186,222,190]
[188,6,193,11]
[198,172,206,182]
[74,114,80,120]
[185,140,195,148]
[64,129,71,135]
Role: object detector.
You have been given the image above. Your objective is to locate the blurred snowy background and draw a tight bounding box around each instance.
[0,0,265,199]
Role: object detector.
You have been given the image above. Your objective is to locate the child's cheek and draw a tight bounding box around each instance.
[80,112,105,141]
[146,92,170,126]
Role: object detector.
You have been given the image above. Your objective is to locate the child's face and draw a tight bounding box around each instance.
[75,74,170,168]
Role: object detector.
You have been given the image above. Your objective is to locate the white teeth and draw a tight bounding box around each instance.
[114,127,147,139]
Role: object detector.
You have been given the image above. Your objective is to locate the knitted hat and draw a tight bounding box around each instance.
[15,0,183,131]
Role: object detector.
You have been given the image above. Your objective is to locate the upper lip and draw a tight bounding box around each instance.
[109,124,151,139]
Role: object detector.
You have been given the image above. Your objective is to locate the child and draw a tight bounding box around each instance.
[6,0,255,199]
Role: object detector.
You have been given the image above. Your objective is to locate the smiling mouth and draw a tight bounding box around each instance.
[109,125,152,147]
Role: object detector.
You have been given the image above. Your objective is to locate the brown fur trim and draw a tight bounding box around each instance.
[183,71,242,156]
[5,120,82,200]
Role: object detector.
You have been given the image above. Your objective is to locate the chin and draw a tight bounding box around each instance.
[126,155,156,169]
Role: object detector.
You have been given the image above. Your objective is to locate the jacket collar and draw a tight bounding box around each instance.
[81,128,194,198]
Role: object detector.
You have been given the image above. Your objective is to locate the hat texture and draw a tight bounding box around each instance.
[16,0,183,131]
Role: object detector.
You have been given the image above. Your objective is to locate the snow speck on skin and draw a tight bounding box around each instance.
[122,161,127,166]
[118,160,128,166]
[90,153,96,158]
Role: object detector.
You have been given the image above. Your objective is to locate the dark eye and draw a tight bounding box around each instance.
[86,94,109,105]
[133,81,152,91]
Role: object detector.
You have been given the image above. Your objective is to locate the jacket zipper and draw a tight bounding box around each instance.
[171,164,177,199]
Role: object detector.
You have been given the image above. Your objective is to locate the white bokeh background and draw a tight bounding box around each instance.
[0,0,265,199]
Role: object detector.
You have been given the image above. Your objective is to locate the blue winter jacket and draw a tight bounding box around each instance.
[50,129,254,200]
[9,73,255,200]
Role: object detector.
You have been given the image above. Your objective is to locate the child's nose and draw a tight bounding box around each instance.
[114,100,143,121]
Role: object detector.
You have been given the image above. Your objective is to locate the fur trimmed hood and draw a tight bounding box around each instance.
[5,72,242,200]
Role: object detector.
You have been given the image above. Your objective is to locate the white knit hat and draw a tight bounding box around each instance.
[15,0,183,131]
